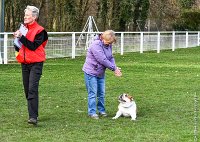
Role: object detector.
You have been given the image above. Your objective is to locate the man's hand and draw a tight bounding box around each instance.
[13,30,22,38]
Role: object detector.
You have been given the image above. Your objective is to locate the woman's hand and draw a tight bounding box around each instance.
[114,67,122,77]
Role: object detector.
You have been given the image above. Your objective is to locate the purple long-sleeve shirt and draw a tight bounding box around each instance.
[82,35,116,77]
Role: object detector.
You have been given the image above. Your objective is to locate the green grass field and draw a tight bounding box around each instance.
[0,47,199,142]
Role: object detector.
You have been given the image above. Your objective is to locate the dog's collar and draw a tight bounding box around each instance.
[121,102,134,108]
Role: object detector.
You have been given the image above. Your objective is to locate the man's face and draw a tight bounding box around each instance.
[24,10,36,24]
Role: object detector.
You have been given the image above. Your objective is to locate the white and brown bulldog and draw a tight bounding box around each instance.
[112,93,137,121]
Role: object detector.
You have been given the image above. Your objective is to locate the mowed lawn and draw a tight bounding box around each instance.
[0,47,199,142]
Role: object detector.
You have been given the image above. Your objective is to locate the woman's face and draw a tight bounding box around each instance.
[102,35,114,46]
[103,39,112,46]
[101,32,116,46]
[24,10,36,24]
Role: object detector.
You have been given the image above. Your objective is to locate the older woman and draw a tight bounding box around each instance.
[82,30,122,119]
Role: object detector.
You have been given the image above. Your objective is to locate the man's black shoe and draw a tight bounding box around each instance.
[28,118,37,125]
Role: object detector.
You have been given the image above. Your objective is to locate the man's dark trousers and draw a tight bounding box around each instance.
[21,62,43,119]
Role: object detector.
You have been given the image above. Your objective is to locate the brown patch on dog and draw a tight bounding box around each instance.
[127,95,133,101]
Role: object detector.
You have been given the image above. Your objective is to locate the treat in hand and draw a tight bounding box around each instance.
[114,67,122,77]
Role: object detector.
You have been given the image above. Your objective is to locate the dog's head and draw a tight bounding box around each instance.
[118,93,133,103]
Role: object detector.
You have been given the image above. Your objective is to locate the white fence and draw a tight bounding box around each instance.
[0,31,200,64]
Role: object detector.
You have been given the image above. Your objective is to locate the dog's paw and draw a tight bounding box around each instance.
[131,118,136,121]
[112,117,117,120]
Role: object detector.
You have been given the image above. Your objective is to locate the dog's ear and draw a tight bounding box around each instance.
[128,96,133,101]
[118,94,123,100]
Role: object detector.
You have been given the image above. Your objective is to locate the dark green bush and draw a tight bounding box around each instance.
[173,10,200,31]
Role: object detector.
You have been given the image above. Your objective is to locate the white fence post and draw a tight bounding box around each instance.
[157,32,160,53]
[0,53,2,64]
[140,32,143,53]
[198,32,200,46]
[186,31,188,48]
[4,33,8,64]
[172,31,175,51]
[120,32,124,55]
[0,39,2,64]
[72,33,76,59]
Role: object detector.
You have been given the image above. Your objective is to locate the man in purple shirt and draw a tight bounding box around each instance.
[83,30,122,119]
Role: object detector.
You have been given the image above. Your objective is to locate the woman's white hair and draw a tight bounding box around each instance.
[102,30,116,43]
[24,5,39,18]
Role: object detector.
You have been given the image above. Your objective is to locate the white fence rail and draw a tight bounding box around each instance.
[0,31,200,64]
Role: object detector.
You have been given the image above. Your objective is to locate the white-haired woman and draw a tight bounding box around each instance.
[14,5,48,125]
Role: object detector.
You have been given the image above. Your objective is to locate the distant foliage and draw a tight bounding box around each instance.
[179,0,196,8]
[3,0,199,32]
[173,10,200,31]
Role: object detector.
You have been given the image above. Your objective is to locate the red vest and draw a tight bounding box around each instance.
[16,22,47,64]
